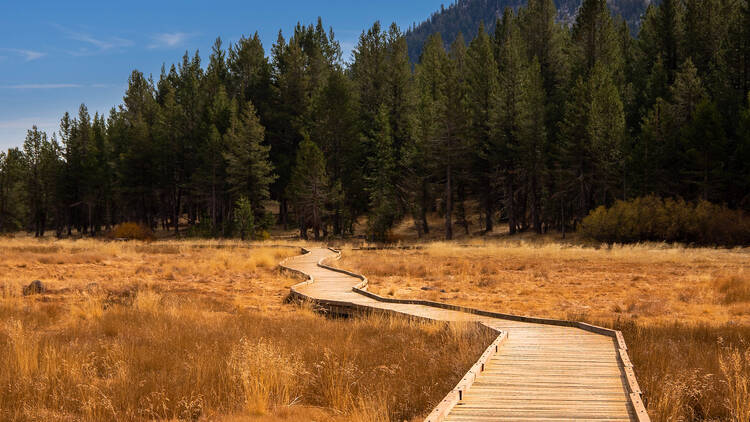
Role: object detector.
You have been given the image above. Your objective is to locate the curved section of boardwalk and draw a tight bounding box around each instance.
[281,248,649,422]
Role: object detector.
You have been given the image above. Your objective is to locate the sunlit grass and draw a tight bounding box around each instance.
[0,238,491,421]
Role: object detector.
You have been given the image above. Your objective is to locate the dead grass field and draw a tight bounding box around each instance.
[335,240,750,421]
[0,238,493,422]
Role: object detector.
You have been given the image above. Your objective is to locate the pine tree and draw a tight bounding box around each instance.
[572,0,623,84]
[351,22,388,137]
[200,85,234,233]
[520,58,548,233]
[669,59,707,127]
[734,93,750,209]
[90,112,112,233]
[384,24,421,235]
[683,0,724,78]
[0,149,27,233]
[384,23,417,158]
[654,0,683,82]
[493,13,528,234]
[367,105,399,241]
[466,22,498,233]
[519,0,570,108]
[558,64,626,223]
[205,37,229,99]
[726,0,750,101]
[224,103,276,220]
[270,32,310,228]
[310,69,360,235]
[177,51,207,229]
[118,70,159,226]
[636,98,673,196]
[442,33,470,239]
[23,127,59,237]
[153,81,183,234]
[233,196,255,240]
[558,77,593,224]
[351,22,396,233]
[587,64,626,203]
[681,99,727,201]
[287,138,330,240]
[414,33,448,236]
[228,33,273,117]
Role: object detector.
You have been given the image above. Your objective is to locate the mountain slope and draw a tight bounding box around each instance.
[405,0,653,63]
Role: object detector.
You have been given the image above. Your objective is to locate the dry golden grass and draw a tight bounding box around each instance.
[0,239,304,314]
[336,240,750,421]
[0,238,493,421]
[338,241,750,325]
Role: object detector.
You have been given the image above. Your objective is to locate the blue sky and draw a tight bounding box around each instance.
[0,0,444,150]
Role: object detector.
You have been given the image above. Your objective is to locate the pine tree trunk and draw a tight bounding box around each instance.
[174,189,181,236]
[532,172,541,234]
[445,164,453,240]
[280,198,288,229]
[506,177,516,235]
[561,199,566,239]
[106,200,112,231]
[421,181,430,234]
[484,185,493,234]
[211,167,216,231]
[333,208,341,236]
[703,150,709,201]
[88,202,93,237]
[413,208,423,238]
[457,184,469,235]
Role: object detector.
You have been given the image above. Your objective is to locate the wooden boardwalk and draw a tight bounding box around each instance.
[281,247,649,422]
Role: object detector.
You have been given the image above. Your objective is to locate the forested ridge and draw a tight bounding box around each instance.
[404,0,655,63]
[1,0,749,242]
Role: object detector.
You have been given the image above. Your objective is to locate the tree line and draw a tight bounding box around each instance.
[1,0,749,241]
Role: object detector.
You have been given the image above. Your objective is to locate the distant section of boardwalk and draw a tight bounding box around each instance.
[280,247,650,422]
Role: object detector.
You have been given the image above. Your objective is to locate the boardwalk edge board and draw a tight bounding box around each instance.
[424,331,508,422]
[280,247,651,422]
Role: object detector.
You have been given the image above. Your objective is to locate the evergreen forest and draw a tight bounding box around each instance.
[1,0,749,242]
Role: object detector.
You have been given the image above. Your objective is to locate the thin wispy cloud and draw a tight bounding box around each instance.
[54,24,133,55]
[149,32,193,49]
[0,48,46,62]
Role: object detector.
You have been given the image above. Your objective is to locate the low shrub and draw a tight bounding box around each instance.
[581,196,750,246]
[109,222,155,241]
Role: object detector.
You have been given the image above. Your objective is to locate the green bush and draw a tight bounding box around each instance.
[581,196,750,246]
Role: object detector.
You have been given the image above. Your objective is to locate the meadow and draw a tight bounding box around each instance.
[336,240,750,421]
[0,238,492,421]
